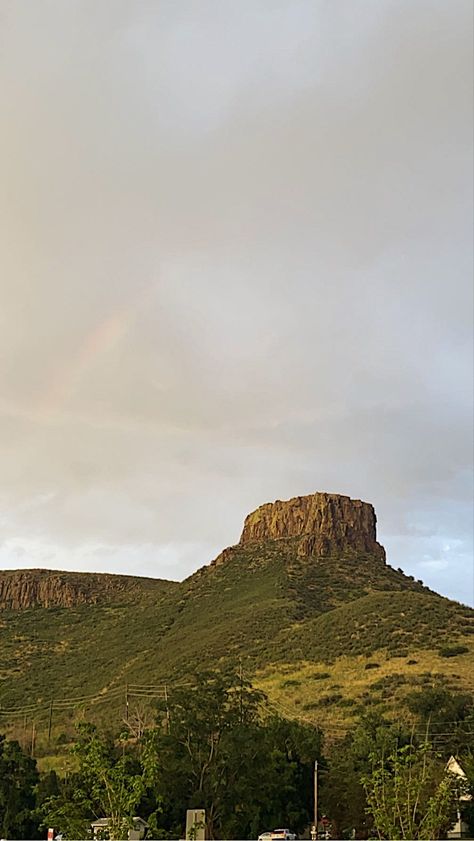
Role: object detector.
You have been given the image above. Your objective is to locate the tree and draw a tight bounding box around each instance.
[406,688,474,754]
[41,723,146,840]
[459,751,474,836]
[141,671,324,839]
[320,712,413,839]
[0,734,39,840]
[321,737,368,839]
[362,739,458,840]
[40,785,93,841]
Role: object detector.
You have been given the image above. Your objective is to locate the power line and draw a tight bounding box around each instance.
[0,680,201,718]
[265,698,474,738]
[1,681,473,746]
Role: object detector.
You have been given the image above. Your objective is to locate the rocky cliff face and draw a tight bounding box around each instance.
[0,569,157,610]
[239,492,386,561]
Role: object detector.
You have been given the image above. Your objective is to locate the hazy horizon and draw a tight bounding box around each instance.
[0,0,473,605]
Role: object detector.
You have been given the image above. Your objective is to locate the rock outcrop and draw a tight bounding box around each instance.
[0,569,157,610]
[239,492,386,561]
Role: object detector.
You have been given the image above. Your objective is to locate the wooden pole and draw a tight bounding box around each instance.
[31,720,36,757]
[47,698,53,744]
[164,684,170,733]
[314,760,318,838]
[238,657,243,724]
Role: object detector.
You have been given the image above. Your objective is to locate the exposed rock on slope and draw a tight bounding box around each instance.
[0,569,168,610]
[239,492,386,561]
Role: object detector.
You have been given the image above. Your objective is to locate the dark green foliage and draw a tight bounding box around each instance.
[362,741,458,839]
[4,681,474,841]
[320,712,415,839]
[460,754,474,836]
[272,590,472,665]
[0,734,39,839]
[303,693,343,710]
[406,687,474,754]
[438,644,469,657]
[371,674,408,692]
[406,686,469,718]
[141,672,324,840]
[40,723,147,840]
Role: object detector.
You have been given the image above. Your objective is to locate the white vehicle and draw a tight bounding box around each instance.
[257,833,273,841]
[270,830,296,841]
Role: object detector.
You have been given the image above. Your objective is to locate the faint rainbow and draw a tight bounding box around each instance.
[37,309,131,418]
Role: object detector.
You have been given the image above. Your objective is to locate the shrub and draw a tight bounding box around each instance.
[315,693,343,707]
[372,674,407,691]
[365,662,380,670]
[438,645,469,658]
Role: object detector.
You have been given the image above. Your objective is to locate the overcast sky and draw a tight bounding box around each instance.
[0,0,472,605]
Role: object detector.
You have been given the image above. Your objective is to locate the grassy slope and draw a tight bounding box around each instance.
[0,576,179,705]
[1,539,473,762]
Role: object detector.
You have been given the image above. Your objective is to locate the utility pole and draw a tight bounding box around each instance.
[164,684,170,734]
[314,759,318,840]
[47,698,53,744]
[238,656,243,724]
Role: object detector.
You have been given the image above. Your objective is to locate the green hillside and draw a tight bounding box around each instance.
[1,494,474,769]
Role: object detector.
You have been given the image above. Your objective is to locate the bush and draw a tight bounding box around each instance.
[372,674,407,691]
[438,645,469,658]
[313,693,343,707]
[365,662,380,670]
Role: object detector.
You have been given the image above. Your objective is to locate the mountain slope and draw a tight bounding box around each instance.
[1,492,473,751]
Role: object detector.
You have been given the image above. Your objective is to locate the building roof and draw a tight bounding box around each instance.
[446,756,472,802]
[446,756,468,779]
[91,817,148,827]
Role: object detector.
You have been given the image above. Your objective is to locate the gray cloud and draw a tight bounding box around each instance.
[0,0,472,604]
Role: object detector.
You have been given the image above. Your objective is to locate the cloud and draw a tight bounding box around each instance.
[0,0,472,604]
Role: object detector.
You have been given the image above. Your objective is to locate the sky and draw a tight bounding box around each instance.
[0,0,472,605]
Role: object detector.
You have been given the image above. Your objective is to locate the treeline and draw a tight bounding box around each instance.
[1,673,474,840]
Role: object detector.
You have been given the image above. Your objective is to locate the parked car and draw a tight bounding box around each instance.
[257,833,273,841]
[271,830,296,840]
